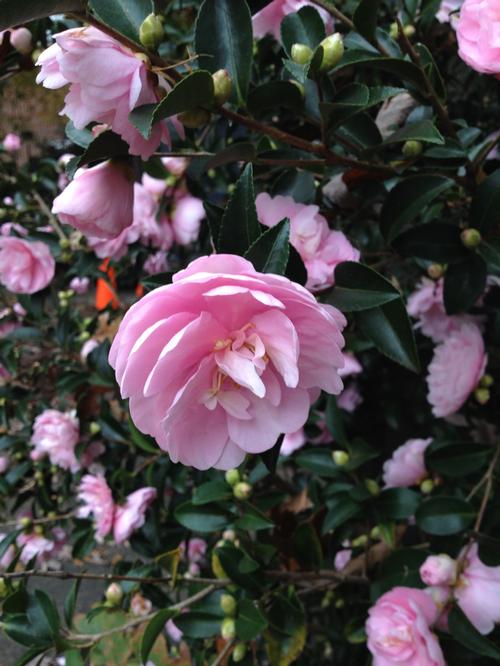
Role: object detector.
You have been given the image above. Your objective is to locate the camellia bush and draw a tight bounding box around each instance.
[1,0,500,663]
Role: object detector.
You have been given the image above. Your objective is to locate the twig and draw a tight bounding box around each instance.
[266,569,369,585]
[31,190,67,241]
[210,639,235,666]
[309,0,354,31]
[0,510,75,528]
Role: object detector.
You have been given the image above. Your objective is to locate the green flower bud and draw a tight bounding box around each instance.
[139,13,164,51]
[78,331,90,342]
[480,374,494,388]
[220,593,237,616]
[319,33,344,71]
[474,387,490,405]
[34,525,44,536]
[351,534,368,548]
[212,69,233,106]
[370,526,381,540]
[420,478,434,494]
[0,398,6,408]
[332,450,350,466]
[233,481,252,500]
[402,140,423,158]
[105,582,123,606]
[461,227,482,248]
[34,470,43,481]
[19,516,32,528]
[221,617,236,640]
[365,479,380,497]
[222,529,236,541]
[291,43,313,65]
[389,22,399,39]
[0,578,7,598]
[89,421,101,435]
[233,643,247,662]
[427,263,445,280]
[59,238,70,250]
[225,468,240,486]
[212,552,228,579]
[178,108,211,129]
[334,598,345,609]
[404,25,416,38]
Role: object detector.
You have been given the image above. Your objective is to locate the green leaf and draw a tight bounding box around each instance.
[128,415,159,454]
[205,202,224,249]
[293,522,323,569]
[192,481,232,506]
[259,434,284,474]
[296,448,340,477]
[173,612,221,638]
[416,496,475,535]
[325,394,348,446]
[425,439,492,478]
[245,219,290,275]
[381,175,455,241]
[34,590,60,639]
[219,164,261,254]
[376,488,420,520]
[248,81,304,114]
[63,650,84,666]
[323,495,362,533]
[64,579,81,629]
[280,6,325,56]
[65,121,92,149]
[265,591,306,666]
[393,222,468,262]
[449,606,500,659]
[217,545,265,594]
[478,238,500,272]
[174,501,230,532]
[14,648,48,666]
[234,503,274,531]
[358,299,420,372]
[0,0,83,30]
[286,246,308,286]
[353,0,382,43]
[384,120,445,146]
[443,254,487,314]
[334,50,427,91]
[326,261,400,312]
[416,43,446,101]
[470,169,500,233]
[205,142,256,170]
[68,130,129,178]
[0,530,21,560]
[320,85,404,133]
[88,0,153,44]
[195,0,253,105]
[141,609,174,664]
[236,599,268,640]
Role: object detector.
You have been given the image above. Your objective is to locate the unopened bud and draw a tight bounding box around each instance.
[222,529,236,541]
[365,479,380,497]
[461,227,482,248]
[221,617,236,640]
[78,331,90,342]
[427,263,445,280]
[402,140,423,158]
[19,516,31,528]
[211,552,227,579]
[351,534,368,548]
[480,374,494,388]
[474,387,490,405]
[335,598,345,609]
[34,525,44,535]
[34,470,43,481]
[178,108,211,129]
[332,450,350,466]
[105,582,123,606]
[139,13,164,51]
[220,594,237,616]
[225,469,240,486]
[212,69,232,106]
[389,22,398,39]
[233,642,247,662]
[59,238,70,250]
[370,526,381,540]
[420,478,434,494]
[0,578,7,597]
[89,421,101,435]
[0,398,6,408]
[404,24,416,38]
[233,481,252,500]
[291,43,313,65]
[319,33,344,71]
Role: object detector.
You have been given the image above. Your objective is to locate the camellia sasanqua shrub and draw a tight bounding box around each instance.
[1,0,500,663]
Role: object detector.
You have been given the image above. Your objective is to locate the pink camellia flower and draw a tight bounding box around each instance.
[0,455,9,473]
[338,352,362,378]
[69,276,90,294]
[382,438,432,488]
[144,251,169,275]
[30,409,80,472]
[164,156,188,177]
[427,322,486,417]
[52,160,134,239]
[256,193,360,292]
[455,543,500,635]
[36,26,184,159]
[0,237,55,294]
[17,532,55,565]
[130,592,153,616]
[9,27,32,54]
[133,182,174,251]
[109,254,346,470]
[166,618,183,642]
[334,548,352,571]
[87,224,138,261]
[281,428,307,455]
[0,222,28,237]
[366,587,445,666]
[142,173,168,199]
[457,0,500,74]
[337,383,363,412]
[420,554,457,586]
[437,0,463,25]
[2,132,21,152]
[113,487,157,544]
[77,474,115,542]
[180,537,207,564]
[171,195,204,246]
[253,0,332,40]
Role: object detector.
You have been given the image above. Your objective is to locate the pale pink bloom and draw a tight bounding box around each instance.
[166,618,183,642]
[253,0,333,40]
[0,222,27,237]
[133,182,174,251]
[17,532,55,564]
[427,322,486,417]
[13,302,26,318]
[456,543,500,635]
[113,487,157,543]
[9,27,32,54]
[382,438,432,489]
[437,0,463,25]
[334,548,352,571]
[0,237,55,294]
[109,254,346,470]
[2,133,21,152]
[2,196,13,206]
[338,352,362,378]
[36,27,184,159]
[52,161,134,239]
[77,474,115,542]
[281,428,306,455]
[130,593,153,616]
[30,409,80,472]
[256,193,359,292]
[142,173,168,198]
[163,156,188,177]
[87,225,136,260]
[144,251,169,275]
[80,338,99,361]
[171,195,204,246]
[366,587,445,666]
[69,276,90,294]
[420,554,457,586]
[457,0,500,74]
[337,383,362,412]
[180,537,207,564]
[0,533,15,569]
[0,455,9,473]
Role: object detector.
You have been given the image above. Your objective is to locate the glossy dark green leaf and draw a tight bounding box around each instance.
[477,238,500,272]
[325,394,348,446]
[219,164,261,254]
[236,599,268,640]
[443,254,487,314]
[248,81,304,113]
[425,439,492,478]
[384,120,445,146]
[88,0,153,44]
[280,6,325,56]
[416,496,475,535]
[477,535,500,566]
[217,545,265,594]
[449,606,500,659]
[285,245,308,286]
[353,0,382,43]
[370,548,428,601]
[0,530,21,560]
[235,503,274,531]
[326,261,400,312]
[205,142,256,170]
[376,488,420,520]
[334,50,427,91]
[141,609,175,663]
[245,219,290,275]
[393,222,468,262]
[0,0,84,30]
[34,590,60,639]
[295,448,340,477]
[204,201,224,250]
[68,131,129,177]
[293,522,323,569]
[415,43,446,101]
[335,111,382,149]
[192,480,232,506]
[380,175,454,241]
[323,496,362,533]
[174,501,230,533]
[195,0,253,104]
[174,612,220,638]
[65,121,92,149]
[470,169,500,232]
[14,648,49,666]
[320,85,404,132]
[64,579,81,629]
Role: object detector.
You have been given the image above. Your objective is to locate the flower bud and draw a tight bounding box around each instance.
[291,43,313,65]
[332,450,350,466]
[212,69,232,106]
[221,617,236,640]
[335,598,345,609]
[461,227,482,248]
[420,554,457,586]
[319,33,344,71]
[77,331,90,342]
[365,479,380,497]
[19,516,31,529]
[427,263,445,280]
[402,140,423,158]
[105,582,123,606]
[389,22,398,39]
[222,529,236,541]
[404,25,416,38]
[233,642,247,662]
[480,374,494,388]
[233,481,252,500]
[420,478,434,494]
[0,578,7,598]
[89,421,101,435]
[211,552,228,579]
[10,27,32,55]
[225,469,240,486]
[59,238,70,250]
[370,526,381,540]
[139,13,164,51]
[351,534,368,548]
[34,525,44,536]
[178,108,211,129]
[220,593,237,616]
[474,387,490,405]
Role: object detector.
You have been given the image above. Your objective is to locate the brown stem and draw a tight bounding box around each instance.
[309,0,354,31]
[0,510,75,528]
[210,639,235,666]
[266,569,369,585]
